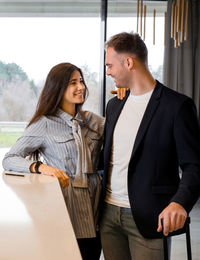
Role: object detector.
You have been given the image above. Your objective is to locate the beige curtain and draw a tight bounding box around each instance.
[163,0,200,116]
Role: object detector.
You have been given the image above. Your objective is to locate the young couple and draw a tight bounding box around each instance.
[3,32,200,260]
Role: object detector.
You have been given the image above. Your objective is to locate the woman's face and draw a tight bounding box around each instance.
[61,70,85,107]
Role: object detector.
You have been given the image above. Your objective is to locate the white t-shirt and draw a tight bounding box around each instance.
[105,90,153,208]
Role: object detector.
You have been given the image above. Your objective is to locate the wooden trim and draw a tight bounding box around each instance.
[137,0,140,33]
[140,0,143,36]
[180,0,185,43]
[164,11,167,45]
[184,0,188,41]
[171,2,175,38]
[153,9,156,45]
[143,5,146,40]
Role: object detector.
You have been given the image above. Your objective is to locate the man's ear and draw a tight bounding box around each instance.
[125,57,135,70]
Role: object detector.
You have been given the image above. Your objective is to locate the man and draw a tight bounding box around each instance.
[100,32,200,260]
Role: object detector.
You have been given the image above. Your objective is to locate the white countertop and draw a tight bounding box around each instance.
[0,171,82,260]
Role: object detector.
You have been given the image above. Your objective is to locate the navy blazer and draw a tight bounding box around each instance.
[102,80,200,239]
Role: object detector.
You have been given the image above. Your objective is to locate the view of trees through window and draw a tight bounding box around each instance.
[0,60,101,148]
[0,61,39,121]
[0,61,100,122]
[0,17,101,149]
[0,15,165,149]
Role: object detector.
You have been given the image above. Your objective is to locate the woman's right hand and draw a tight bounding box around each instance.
[110,88,129,100]
[31,163,69,188]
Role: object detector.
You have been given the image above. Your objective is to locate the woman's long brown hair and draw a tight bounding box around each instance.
[28,62,89,160]
[28,62,88,127]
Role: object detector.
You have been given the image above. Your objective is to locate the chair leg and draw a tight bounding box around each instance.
[163,236,169,260]
[162,218,169,260]
[162,217,192,260]
[186,222,192,260]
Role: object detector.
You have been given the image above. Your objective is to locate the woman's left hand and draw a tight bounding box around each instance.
[30,163,69,188]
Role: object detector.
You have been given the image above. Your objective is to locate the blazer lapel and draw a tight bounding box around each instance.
[106,91,130,142]
[130,82,163,161]
[104,91,130,166]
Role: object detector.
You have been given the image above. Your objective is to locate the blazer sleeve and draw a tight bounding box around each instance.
[171,97,200,212]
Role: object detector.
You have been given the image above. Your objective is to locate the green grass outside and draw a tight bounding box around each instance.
[0,132,22,147]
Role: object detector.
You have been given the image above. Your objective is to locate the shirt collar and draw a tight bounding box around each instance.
[56,108,84,125]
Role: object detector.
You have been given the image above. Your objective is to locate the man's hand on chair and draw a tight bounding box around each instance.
[157,202,187,236]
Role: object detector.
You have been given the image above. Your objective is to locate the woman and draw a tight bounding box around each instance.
[2,62,105,260]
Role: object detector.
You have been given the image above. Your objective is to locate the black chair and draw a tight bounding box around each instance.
[162,217,192,260]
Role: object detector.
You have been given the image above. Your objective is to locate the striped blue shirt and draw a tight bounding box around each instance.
[3,109,105,238]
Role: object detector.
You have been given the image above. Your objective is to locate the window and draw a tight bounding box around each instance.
[106,1,167,104]
[0,15,101,150]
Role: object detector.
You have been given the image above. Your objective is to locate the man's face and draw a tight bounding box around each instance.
[105,47,129,88]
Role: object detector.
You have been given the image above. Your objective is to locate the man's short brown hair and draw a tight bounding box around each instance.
[106,32,148,63]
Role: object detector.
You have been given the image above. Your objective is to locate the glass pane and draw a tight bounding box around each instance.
[106,6,165,105]
[0,16,101,155]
